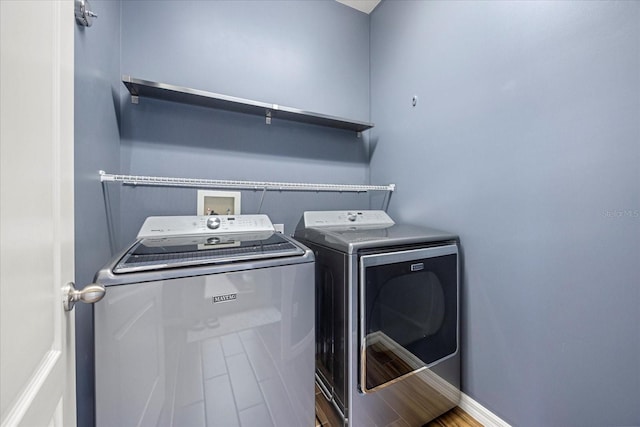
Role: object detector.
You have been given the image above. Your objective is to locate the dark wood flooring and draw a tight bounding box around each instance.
[315,385,483,427]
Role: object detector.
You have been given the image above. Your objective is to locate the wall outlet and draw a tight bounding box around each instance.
[274,223,285,233]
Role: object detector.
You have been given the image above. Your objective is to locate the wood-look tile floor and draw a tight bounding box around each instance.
[315,385,483,427]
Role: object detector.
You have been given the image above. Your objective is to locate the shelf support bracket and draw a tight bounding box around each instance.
[265,110,272,125]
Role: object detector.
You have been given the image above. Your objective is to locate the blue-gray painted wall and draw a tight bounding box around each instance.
[370,1,640,426]
[117,0,373,245]
[74,1,121,426]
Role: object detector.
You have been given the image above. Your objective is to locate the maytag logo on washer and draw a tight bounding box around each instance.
[212,293,237,304]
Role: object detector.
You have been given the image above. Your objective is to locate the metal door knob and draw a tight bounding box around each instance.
[64,282,105,311]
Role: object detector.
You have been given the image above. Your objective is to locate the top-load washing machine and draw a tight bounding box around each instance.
[93,214,315,427]
[294,210,460,426]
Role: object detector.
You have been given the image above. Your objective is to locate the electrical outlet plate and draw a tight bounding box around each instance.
[197,190,241,216]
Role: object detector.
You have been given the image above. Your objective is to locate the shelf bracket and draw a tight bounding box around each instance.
[265,109,272,125]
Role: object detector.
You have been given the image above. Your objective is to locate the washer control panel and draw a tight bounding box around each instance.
[301,210,395,228]
[137,215,275,238]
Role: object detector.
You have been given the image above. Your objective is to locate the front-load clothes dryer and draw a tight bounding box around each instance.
[93,215,315,427]
[294,210,460,426]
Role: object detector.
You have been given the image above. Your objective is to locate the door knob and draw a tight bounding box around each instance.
[64,282,105,311]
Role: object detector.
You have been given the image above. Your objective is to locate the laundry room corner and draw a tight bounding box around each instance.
[68,1,640,426]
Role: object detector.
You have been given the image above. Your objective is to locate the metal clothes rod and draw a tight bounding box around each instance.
[99,171,395,193]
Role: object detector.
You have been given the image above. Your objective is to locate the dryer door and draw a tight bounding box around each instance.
[359,244,458,393]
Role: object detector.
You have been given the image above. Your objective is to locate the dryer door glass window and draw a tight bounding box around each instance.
[359,244,458,393]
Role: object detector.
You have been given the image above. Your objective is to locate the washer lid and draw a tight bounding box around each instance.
[113,231,303,273]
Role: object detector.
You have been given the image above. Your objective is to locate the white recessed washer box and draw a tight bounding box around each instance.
[197,190,241,216]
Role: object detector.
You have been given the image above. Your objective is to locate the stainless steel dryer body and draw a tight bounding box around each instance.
[295,211,460,426]
[94,215,315,427]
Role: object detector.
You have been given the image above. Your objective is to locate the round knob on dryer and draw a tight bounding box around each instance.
[347,212,357,222]
[207,216,221,230]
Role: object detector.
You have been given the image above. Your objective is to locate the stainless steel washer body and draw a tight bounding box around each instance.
[93,215,315,427]
[294,211,460,426]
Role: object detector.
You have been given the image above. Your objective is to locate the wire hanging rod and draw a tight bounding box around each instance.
[99,171,395,193]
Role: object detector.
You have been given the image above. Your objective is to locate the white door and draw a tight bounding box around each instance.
[1,1,76,426]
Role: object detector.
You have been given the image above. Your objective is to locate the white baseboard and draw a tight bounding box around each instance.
[459,393,511,427]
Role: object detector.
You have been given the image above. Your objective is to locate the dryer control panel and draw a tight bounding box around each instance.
[137,215,275,238]
[300,210,395,228]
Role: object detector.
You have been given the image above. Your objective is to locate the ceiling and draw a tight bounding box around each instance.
[336,0,382,14]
